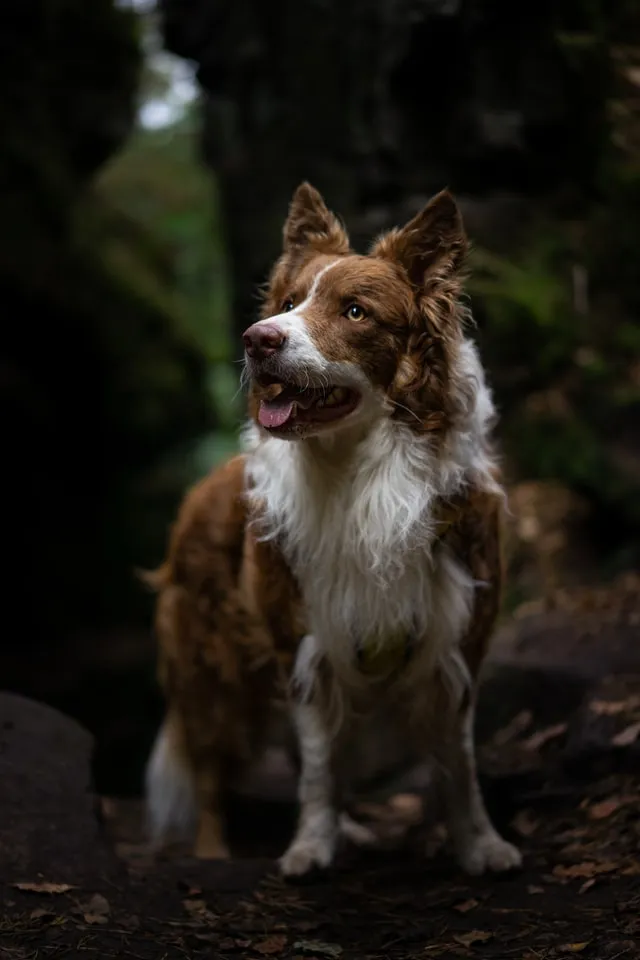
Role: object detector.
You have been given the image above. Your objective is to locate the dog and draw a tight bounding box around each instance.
[145,182,522,877]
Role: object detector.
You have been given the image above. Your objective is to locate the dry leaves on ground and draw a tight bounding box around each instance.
[453,899,479,914]
[29,908,57,921]
[522,723,568,751]
[492,710,533,746]
[587,795,637,820]
[74,893,111,926]
[255,935,288,955]
[293,941,343,958]
[12,882,76,894]
[182,898,217,924]
[552,861,618,881]
[453,930,493,947]
[589,697,640,716]
[612,721,640,747]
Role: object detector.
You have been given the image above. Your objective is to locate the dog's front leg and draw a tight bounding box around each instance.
[280,637,339,877]
[439,698,522,876]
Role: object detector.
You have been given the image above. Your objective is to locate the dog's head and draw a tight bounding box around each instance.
[244,182,470,440]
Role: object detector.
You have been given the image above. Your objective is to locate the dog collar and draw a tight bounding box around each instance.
[356,629,412,676]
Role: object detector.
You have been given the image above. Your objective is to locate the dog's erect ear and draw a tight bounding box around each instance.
[283,182,350,256]
[370,190,467,288]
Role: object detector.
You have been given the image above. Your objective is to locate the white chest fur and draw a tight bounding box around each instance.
[244,430,471,692]
[243,339,500,694]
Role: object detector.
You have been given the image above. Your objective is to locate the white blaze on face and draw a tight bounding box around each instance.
[254,260,342,371]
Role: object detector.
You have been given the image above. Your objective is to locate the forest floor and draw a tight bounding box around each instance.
[1,578,639,960]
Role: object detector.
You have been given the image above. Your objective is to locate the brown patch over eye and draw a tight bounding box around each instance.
[344,303,366,322]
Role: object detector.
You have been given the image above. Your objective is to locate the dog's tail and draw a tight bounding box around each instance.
[145,715,195,845]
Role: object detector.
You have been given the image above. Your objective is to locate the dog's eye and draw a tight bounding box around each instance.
[281,298,295,313]
[345,303,366,322]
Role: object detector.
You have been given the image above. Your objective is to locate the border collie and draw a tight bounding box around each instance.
[145,183,522,878]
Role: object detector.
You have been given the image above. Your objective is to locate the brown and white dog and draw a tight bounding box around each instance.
[145,183,522,878]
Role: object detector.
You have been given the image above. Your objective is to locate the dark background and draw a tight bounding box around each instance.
[1,0,638,796]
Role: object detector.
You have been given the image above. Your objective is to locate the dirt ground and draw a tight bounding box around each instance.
[1,584,640,960]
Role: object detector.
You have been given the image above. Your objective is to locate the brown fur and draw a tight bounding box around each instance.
[148,184,508,862]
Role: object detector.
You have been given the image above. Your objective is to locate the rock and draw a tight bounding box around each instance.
[562,675,640,779]
[477,574,640,742]
[0,693,118,883]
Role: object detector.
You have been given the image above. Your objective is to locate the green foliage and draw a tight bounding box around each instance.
[470,237,579,392]
[96,108,232,365]
[94,104,243,477]
[471,172,640,573]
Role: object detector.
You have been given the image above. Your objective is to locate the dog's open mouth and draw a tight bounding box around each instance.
[256,378,360,431]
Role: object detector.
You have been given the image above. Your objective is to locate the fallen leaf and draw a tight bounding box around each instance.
[588,797,622,820]
[183,899,207,915]
[558,943,590,954]
[78,893,111,926]
[30,908,56,920]
[255,935,288,955]
[589,697,639,716]
[492,710,533,746]
[83,912,108,926]
[612,721,640,747]
[522,723,568,751]
[182,898,217,923]
[83,894,110,917]
[579,879,596,894]
[527,885,544,895]
[294,941,343,958]
[453,899,479,913]
[511,809,539,837]
[453,930,493,947]
[553,861,617,881]
[13,882,75,895]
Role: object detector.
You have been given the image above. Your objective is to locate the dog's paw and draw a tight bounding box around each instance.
[279,835,336,877]
[455,831,522,876]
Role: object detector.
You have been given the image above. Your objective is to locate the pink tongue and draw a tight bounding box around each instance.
[259,399,295,429]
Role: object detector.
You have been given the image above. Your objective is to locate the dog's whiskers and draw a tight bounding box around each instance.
[387,397,422,424]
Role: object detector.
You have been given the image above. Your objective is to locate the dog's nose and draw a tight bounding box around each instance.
[242,322,287,359]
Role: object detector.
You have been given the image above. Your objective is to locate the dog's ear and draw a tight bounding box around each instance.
[283,182,350,256]
[379,192,472,435]
[370,190,467,289]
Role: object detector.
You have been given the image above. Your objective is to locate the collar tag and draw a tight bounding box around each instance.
[356,629,411,676]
